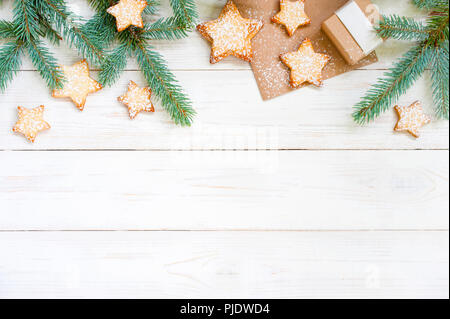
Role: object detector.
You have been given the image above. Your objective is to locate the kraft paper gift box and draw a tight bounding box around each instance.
[322,0,383,65]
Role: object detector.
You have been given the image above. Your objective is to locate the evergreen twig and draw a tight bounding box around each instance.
[0,0,103,92]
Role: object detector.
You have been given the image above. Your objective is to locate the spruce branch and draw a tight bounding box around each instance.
[0,41,24,91]
[376,15,429,41]
[13,0,40,41]
[37,0,104,64]
[87,0,198,126]
[143,17,190,40]
[354,0,449,124]
[353,45,433,124]
[0,0,105,92]
[430,43,449,119]
[99,42,130,86]
[0,20,16,39]
[134,39,195,126]
[26,39,64,89]
[413,0,449,10]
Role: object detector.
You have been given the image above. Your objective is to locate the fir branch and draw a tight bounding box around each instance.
[134,40,195,126]
[376,15,429,41]
[144,0,159,15]
[143,17,189,40]
[353,45,433,124]
[430,43,449,119]
[0,20,16,39]
[26,39,64,89]
[37,0,104,64]
[0,41,24,92]
[82,11,117,50]
[37,15,63,45]
[13,0,40,41]
[169,0,198,29]
[99,42,130,86]
[413,0,449,10]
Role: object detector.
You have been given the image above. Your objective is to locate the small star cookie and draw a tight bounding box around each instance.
[394,101,431,138]
[280,38,330,88]
[197,0,264,64]
[52,60,102,111]
[107,0,148,32]
[118,81,155,119]
[12,105,50,143]
[272,0,311,36]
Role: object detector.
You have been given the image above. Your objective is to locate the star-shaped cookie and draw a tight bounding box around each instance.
[52,59,102,111]
[12,105,50,143]
[280,38,330,88]
[197,0,264,64]
[272,0,311,36]
[107,0,148,32]
[394,101,431,138]
[118,81,155,119]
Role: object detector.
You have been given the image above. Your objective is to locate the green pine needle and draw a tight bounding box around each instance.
[376,15,429,41]
[0,0,104,92]
[353,45,433,124]
[431,43,449,119]
[0,41,24,92]
[135,41,196,126]
[413,0,449,9]
[0,20,17,39]
[354,0,449,124]
[26,39,65,89]
[143,17,190,40]
[99,42,130,86]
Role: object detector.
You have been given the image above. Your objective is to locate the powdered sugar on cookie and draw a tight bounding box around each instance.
[280,38,330,88]
[272,0,311,36]
[12,105,50,143]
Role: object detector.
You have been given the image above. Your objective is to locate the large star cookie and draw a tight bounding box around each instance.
[12,105,51,143]
[272,0,311,36]
[394,101,431,138]
[280,38,330,88]
[52,60,102,111]
[107,0,148,32]
[118,81,155,119]
[197,0,264,64]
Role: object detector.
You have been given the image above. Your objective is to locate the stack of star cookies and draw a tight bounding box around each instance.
[197,0,329,88]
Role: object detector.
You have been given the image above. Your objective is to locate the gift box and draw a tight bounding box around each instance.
[322,0,382,65]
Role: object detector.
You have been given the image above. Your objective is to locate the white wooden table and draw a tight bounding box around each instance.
[0,0,448,299]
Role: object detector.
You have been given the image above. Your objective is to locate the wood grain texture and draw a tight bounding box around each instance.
[0,151,448,230]
[0,70,448,150]
[0,0,427,71]
[0,231,447,298]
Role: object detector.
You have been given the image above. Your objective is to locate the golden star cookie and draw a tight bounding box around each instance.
[12,105,50,143]
[107,0,148,32]
[272,0,311,36]
[280,38,330,88]
[197,0,264,64]
[52,59,102,111]
[394,101,431,138]
[118,81,155,119]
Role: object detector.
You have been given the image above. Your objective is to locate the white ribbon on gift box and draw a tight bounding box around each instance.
[335,1,383,55]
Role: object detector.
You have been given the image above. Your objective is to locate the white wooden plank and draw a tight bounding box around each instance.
[0,70,447,150]
[0,150,447,230]
[0,231,447,298]
[0,0,426,71]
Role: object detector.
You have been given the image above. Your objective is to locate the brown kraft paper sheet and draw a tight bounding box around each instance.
[233,0,378,100]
